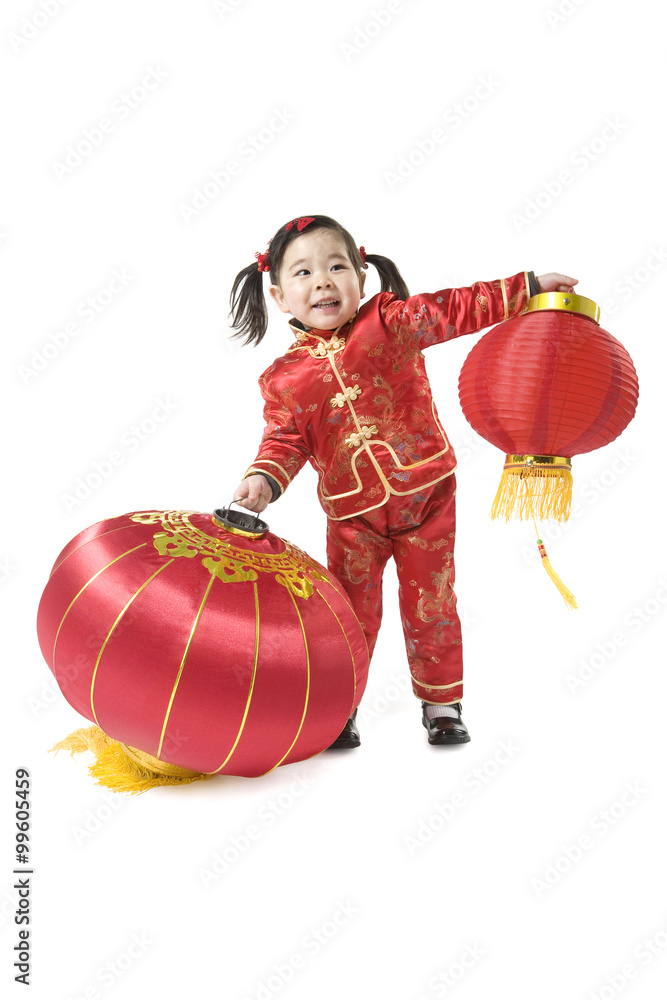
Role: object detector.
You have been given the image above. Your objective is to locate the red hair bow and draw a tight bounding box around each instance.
[285,217,315,232]
[255,250,270,273]
[359,246,368,269]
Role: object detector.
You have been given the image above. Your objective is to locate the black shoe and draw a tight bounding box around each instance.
[326,708,360,750]
[421,702,470,745]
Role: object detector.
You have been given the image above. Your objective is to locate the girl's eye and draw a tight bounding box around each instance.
[293,262,346,276]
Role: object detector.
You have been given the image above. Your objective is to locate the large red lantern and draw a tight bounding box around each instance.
[37,508,369,791]
[458,292,639,604]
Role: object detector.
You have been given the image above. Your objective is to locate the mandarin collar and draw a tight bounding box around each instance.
[288,310,359,344]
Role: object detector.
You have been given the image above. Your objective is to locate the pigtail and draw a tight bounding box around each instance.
[228,220,411,346]
[229,262,270,346]
[365,253,410,301]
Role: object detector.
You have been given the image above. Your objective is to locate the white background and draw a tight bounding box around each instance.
[2,1,666,998]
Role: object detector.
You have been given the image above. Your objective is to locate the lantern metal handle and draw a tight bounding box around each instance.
[212,501,269,538]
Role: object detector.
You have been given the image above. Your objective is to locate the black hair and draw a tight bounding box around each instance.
[228,215,410,346]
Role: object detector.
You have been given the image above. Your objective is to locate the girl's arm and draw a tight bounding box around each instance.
[234,368,311,510]
[381,270,577,349]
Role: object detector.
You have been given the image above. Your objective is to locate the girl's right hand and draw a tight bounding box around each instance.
[536,273,578,293]
[232,474,273,513]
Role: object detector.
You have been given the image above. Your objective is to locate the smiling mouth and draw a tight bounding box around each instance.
[313,299,340,308]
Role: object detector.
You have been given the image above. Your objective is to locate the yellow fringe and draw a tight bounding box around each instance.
[538,543,578,610]
[491,466,573,523]
[529,511,578,610]
[50,726,215,794]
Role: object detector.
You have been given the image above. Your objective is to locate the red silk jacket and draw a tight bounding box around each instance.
[245,272,532,521]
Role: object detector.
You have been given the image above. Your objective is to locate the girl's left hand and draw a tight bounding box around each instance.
[536,273,578,293]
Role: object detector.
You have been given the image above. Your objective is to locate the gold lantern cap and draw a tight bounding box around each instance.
[526,291,600,324]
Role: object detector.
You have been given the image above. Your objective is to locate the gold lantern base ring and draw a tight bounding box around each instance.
[490,455,573,523]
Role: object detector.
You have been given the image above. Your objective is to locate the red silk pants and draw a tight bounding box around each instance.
[325,474,463,705]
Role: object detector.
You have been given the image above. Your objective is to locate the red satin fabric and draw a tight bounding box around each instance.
[37,511,369,777]
[326,476,463,705]
[247,273,531,519]
[458,311,638,456]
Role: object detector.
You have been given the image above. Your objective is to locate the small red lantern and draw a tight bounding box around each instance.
[37,508,369,791]
[458,292,639,605]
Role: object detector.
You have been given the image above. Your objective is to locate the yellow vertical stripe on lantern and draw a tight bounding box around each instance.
[156,572,216,759]
[207,581,261,775]
[53,543,148,663]
[317,584,357,705]
[51,522,145,576]
[89,559,177,726]
[262,588,311,775]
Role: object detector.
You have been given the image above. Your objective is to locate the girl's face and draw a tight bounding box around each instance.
[269,229,366,332]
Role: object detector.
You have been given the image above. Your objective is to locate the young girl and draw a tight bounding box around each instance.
[230,215,576,748]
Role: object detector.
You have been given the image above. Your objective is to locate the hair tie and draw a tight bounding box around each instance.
[285,217,315,232]
[359,246,368,269]
[255,250,270,273]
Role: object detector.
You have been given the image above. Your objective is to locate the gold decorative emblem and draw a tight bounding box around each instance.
[330,384,362,408]
[130,511,328,599]
[345,424,378,448]
[311,335,345,358]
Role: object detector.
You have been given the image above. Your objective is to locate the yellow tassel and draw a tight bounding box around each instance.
[491,464,573,523]
[536,538,577,610]
[50,726,215,794]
